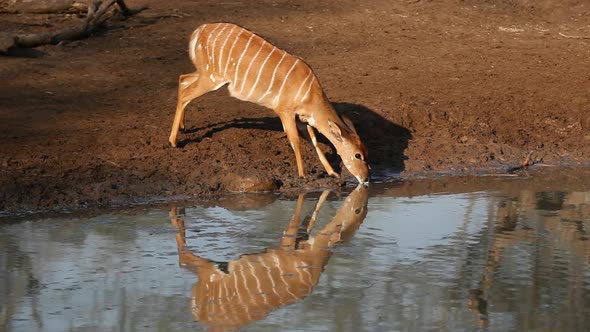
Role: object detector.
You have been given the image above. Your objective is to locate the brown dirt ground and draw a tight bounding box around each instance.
[1,0,589,214]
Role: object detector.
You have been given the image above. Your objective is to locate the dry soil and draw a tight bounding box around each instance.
[1,0,589,214]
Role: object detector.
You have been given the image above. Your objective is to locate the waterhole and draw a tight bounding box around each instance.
[1,167,589,331]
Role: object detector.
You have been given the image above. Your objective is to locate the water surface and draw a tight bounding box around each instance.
[1,168,589,331]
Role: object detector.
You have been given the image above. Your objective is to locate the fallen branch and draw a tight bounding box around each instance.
[0,0,147,53]
[0,0,88,14]
[558,32,590,40]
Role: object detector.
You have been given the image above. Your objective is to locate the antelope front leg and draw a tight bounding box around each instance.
[169,207,189,250]
[305,190,331,232]
[280,114,305,177]
[306,125,339,178]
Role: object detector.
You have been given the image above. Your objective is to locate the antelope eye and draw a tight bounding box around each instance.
[354,153,362,160]
[354,208,362,214]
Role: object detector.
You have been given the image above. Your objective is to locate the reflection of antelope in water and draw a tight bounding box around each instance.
[170,185,369,330]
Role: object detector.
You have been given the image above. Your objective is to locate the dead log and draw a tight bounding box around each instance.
[0,0,147,53]
[0,0,87,13]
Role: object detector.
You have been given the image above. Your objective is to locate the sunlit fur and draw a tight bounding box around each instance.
[169,22,370,183]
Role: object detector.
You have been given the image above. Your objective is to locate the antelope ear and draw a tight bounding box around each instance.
[341,115,358,135]
[328,120,343,142]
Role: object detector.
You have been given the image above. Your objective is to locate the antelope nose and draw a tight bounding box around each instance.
[364,175,371,185]
[356,175,370,185]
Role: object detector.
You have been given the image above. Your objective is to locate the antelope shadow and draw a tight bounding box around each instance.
[177,102,411,177]
[333,102,411,177]
[169,185,369,331]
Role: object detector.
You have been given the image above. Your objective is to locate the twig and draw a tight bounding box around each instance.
[520,151,534,167]
[98,156,122,168]
[558,32,590,40]
[507,151,535,173]
[144,12,191,19]
[481,173,522,177]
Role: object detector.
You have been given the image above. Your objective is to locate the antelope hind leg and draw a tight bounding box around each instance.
[169,73,215,147]
[280,114,306,177]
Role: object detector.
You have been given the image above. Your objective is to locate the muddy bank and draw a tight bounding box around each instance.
[1,0,589,214]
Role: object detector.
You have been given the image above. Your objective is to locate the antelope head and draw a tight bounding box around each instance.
[327,116,370,184]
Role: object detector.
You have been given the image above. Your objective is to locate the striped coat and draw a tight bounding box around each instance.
[171,185,369,329]
[169,23,370,183]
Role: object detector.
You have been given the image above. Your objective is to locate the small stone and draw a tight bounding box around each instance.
[223,172,278,193]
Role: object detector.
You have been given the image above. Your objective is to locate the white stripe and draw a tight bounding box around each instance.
[232,264,240,301]
[259,256,273,306]
[223,29,244,76]
[189,25,205,61]
[222,278,230,299]
[274,59,300,107]
[264,255,278,297]
[237,263,249,305]
[247,260,263,296]
[270,254,285,301]
[244,261,262,310]
[293,69,313,101]
[240,265,254,321]
[257,51,287,102]
[206,24,223,62]
[294,259,307,286]
[209,282,218,316]
[234,34,256,85]
[274,255,297,300]
[301,75,315,102]
[210,24,229,69]
[188,31,199,62]
[231,263,242,304]
[246,47,276,99]
[239,40,267,93]
[217,286,228,321]
[301,260,314,285]
[217,25,236,72]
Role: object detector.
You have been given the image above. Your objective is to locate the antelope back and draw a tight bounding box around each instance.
[189,185,369,328]
[189,23,322,110]
[191,249,324,327]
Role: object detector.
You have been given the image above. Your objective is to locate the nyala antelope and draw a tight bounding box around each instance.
[169,23,370,183]
[170,185,369,329]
